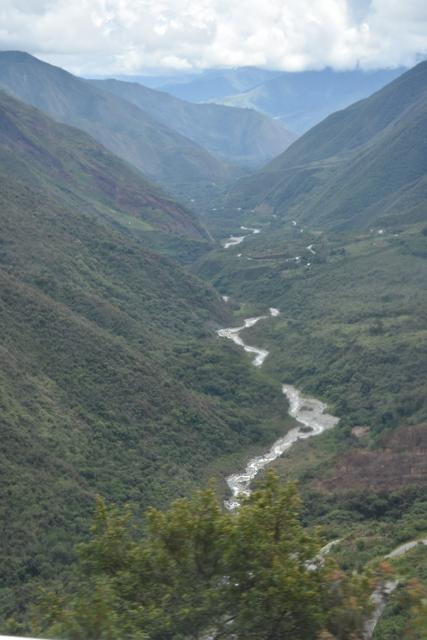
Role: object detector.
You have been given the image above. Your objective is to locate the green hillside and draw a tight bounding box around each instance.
[0,91,290,625]
[92,78,296,167]
[197,221,427,430]
[194,215,427,640]
[230,61,427,231]
[0,90,208,242]
[0,51,235,194]
[215,67,403,133]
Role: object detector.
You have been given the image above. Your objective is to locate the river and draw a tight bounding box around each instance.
[217,308,339,509]
[216,306,427,638]
[222,226,261,249]
[217,223,424,637]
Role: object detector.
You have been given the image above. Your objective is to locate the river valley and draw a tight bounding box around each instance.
[217,308,339,508]
[215,224,426,638]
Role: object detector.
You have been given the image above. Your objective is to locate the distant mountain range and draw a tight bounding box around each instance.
[213,67,405,133]
[92,78,296,167]
[0,52,294,199]
[230,61,427,231]
[0,51,234,193]
[138,66,404,134]
[0,88,207,243]
[124,67,281,101]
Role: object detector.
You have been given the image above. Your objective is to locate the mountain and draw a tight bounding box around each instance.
[230,61,427,231]
[213,67,405,133]
[0,51,234,192]
[0,90,288,622]
[0,89,207,243]
[92,78,297,167]
[139,66,404,134]
[141,67,281,102]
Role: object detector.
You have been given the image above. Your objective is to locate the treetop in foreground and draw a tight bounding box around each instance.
[36,473,371,640]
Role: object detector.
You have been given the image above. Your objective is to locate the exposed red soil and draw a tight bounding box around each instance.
[315,424,427,493]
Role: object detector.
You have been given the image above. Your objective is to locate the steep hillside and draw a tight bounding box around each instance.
[197,222,427,431]
[0,51,234,192]
[230,61,427,231]
[0,91,289,624]
[0,90,207,243]
[215,67,404,133]
[92,78,296,167]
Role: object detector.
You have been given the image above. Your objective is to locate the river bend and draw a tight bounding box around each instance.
[217,309,339,509]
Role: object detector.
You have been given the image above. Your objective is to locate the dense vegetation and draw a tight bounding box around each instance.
[1,53,426,639]
[197,223,427,431]
[0,91,291,625]
[193,96,427,634]
[32,474,372,640]
[373,546,427,639]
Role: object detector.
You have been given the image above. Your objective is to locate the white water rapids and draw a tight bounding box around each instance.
[217,308,339,509]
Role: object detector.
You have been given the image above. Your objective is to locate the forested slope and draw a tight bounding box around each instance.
[0,52,234,193]
[230,61,427,231]
[0,91,288,624]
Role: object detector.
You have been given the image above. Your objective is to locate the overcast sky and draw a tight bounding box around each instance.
[1,0,426,76]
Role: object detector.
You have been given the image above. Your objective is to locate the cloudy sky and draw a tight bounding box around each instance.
[1,0,426,76]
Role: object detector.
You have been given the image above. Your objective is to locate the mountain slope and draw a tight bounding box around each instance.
[215,67,404,133]
[0,51,234,191]
[231,61,427,231]
[92,78,296,167]
[0,89,207,243]
[0,91,289,623]
[145,67,281,102]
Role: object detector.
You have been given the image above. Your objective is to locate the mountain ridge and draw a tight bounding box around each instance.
[91,77,296,167]
[0,51,235,192]
[0,87,207,242]
[230,60,427,231]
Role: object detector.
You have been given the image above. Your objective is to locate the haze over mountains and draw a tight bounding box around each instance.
[0,51,233,193]
[0,52,295,202]
[231,61,427,231]
[133,67,282,102]
[139,66,404,133]
[92,78,296,167]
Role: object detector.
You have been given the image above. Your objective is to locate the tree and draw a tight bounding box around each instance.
[34,473,370,639]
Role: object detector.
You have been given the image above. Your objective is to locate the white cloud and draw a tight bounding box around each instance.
[0,0,426,75]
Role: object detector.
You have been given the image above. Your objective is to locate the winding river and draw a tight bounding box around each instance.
[216,224,425,637]
[216,307,427,637]
[217,308,339,509]
[223,226,261,249]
